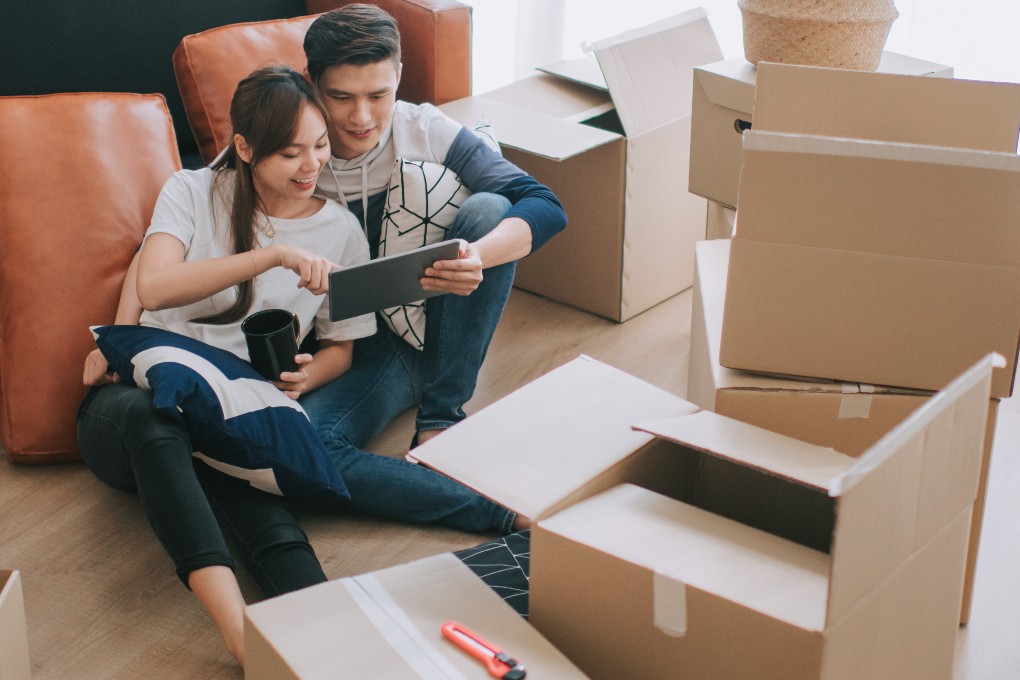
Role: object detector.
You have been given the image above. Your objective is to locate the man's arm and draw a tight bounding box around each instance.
[421,128,567,294]
[421,218,531,295]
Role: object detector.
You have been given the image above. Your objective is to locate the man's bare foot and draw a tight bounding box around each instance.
[512,514,532,531]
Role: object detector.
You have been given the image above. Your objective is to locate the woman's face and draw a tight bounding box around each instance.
[248,103,330,216]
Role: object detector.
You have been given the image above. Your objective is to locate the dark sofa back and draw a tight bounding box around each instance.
[0,0,307,168]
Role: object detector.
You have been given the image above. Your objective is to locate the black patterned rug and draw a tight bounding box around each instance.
[454,530,531,618]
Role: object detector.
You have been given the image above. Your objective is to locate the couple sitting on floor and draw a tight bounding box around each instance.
[76,4,565,666]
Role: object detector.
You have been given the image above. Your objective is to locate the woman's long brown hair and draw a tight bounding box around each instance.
[193,64,328,325]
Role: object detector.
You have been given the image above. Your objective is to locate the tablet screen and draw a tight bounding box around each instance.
[328,240,461,321]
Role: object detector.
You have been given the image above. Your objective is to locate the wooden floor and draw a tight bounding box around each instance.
[1,286,1017,679]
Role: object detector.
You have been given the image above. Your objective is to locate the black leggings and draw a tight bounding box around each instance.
[77,384,326,596]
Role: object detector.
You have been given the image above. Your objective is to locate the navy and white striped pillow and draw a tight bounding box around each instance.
[91,325,348,502]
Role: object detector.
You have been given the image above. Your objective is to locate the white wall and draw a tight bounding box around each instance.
[461,0,1020,93]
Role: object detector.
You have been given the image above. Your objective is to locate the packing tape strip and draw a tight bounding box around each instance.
[342,574,469,680]
[839,383,872,420]
[653,571,687,637]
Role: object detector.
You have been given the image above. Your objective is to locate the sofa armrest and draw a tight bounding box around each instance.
[304,0,472,106]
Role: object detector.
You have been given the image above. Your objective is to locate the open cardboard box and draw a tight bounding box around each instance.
[690,238,999,623]
[245,553,588,679]
[720,63,1020,398]
[414,353,998,678]
[688,52,952,210]
[0,570,31,680]
[439,9,722,321]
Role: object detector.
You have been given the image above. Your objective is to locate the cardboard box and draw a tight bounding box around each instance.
[440,9,722,321]
[720,64,1020,397]
[705,201,734,240]
[417,353,998,679]
[688,52,953,210]
[0,570,31,680]
[245,553,588,679]
[690,238,999,623]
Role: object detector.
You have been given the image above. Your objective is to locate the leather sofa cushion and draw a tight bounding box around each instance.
[0,93,180,462]
[304,0,471,107]
[174,14,319,165]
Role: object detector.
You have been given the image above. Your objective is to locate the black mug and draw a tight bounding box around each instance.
[241,309,300,381]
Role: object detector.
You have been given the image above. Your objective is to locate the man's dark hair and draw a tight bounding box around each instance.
[304,4,402,82]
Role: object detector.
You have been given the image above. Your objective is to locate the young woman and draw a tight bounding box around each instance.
[76,65,375,665]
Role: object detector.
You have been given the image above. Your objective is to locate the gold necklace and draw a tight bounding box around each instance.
[262,215,277,239]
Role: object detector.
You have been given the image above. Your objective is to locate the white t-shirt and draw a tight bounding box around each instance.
[139,168,376,361]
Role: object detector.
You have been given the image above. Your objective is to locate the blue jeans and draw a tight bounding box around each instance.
[77,384,326,594]
[299,193,517,534]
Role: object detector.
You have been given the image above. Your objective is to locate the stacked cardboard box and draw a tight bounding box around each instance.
[698,63,1020,625]
[414,354,998,679]
[440,10,723,321]
[688,53,953,213]
[719,63,1020,397]
[690,238,999,622]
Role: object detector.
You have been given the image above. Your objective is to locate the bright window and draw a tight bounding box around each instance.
[462,0,1020,93]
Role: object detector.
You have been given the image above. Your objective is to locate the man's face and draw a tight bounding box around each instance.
[316,59,401,160]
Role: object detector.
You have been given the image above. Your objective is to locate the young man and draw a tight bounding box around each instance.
[297,4,566,531]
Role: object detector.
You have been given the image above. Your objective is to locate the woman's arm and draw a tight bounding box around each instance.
[273,339,353,400]
[83,252,144,385]
[135,234,338,312]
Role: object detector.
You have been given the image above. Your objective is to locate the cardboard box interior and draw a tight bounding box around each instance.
[524,354,997,680]
[440,9,722,321]
[688,53,953,209]
[721,64,1020,397]
[533,485,973,680]
[245,553,588,680]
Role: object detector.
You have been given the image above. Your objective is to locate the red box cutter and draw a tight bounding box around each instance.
[441,620,527,679]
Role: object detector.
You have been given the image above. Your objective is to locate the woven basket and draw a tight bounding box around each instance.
[738,0,899,71]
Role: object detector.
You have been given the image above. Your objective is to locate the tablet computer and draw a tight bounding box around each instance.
[328,239,461,321]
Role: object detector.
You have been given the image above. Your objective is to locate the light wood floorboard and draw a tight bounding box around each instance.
[0,287,1014,678]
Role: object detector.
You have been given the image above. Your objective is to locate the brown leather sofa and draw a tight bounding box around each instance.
[0,0,471,463]
[0,94,181,463]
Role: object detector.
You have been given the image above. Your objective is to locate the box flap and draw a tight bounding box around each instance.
[586,8,723,136]
[245,554,588,679]
[539,484,832,632]
[824,355,1001,625]
[692,51,950,120]
[737,130,1020,268]
[753,62,1020,152]
[694,60,757,114]
[538,55,608,92]
[482,72,614,123]
[875,51,953,76]
[439,95,620,161]
[634,411,855,491]
[413,356,698,520]
[0,570,31,680]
